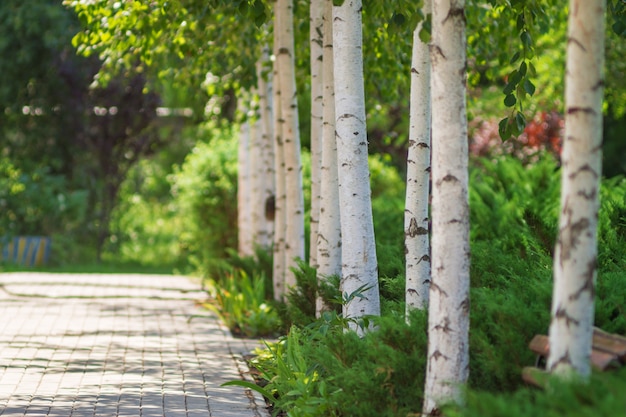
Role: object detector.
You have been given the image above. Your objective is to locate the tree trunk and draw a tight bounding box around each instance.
[272,9,287,301]
[423,0,470,413]
[275,0,305,290]
[315,0,341,317]
[333,0,380,333]
[309,0,324,268]
[547,0,605,379]
[256,49,275,251]
[237,119,253,256]
[405,0,432,316]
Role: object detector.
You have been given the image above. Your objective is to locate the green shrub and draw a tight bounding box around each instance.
[248,309,429,417]
[205,269,281,338]
[171,124,239,275]
[445,368,626,417]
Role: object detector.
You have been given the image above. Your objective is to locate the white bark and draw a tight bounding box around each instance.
[256,49,276,250]
[248,106,264,252]
[275,0,305,292]
[547,0,605,379]
[333,0,380,332]
[272,11,287,301]
[315,0,341,317]
[237,119,254,257]
[309,0,324,268]
[405,0,432,316]
[423,0,470,413]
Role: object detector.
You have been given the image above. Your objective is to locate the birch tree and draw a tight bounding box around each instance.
[423,0,470,413]
[272,5,287,300]
[309,0,324,268]
[256,51,275,251]
[237,119,254,256]
[274,0,305,295]
[547,0,606,379]
[315,0,341,316]
[333,0,380,331]
[405,0,432,315]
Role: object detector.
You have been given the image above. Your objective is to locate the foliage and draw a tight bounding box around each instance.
[0,156,88,237]
[204,269,281,338]
[246,310,429,417]
[171,124,239,274]
[445,368,626,417]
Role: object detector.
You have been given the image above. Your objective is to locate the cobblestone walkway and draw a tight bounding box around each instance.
[0,273,269,417]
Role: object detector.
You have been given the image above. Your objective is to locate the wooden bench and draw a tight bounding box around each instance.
[522,327,626,386]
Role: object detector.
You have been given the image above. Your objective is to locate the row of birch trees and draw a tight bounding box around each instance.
[237,0,607,413]
[66,0,610,413]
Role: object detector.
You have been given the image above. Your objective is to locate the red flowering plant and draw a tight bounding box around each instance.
[469,111,564,163]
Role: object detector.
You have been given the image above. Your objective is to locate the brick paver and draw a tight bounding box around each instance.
[0,273,269,417]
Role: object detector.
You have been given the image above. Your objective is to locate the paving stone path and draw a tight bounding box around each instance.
[0,273,269,417]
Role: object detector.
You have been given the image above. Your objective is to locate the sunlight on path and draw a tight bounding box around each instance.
[0,273,268,417]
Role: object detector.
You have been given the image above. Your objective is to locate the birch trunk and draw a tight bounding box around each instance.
[237,119,254,256]
[256,49,275,251]
[405,0,432,315]
[248,108,263,251]
[315,0,341,317]
[272,10,287,301]
[275,0,305,291]
[333,0,380,332]
[547,0,605,379]
[423,0,470,413]
[309,0,324,268]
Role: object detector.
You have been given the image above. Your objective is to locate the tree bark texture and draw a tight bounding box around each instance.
[423,0,470,413]
[237,119,254,256]
[405,0,432,316]
[333,0,380,333]
[275,0,305,290]
[309,0,324,268]
[256,49,276,250]
[547,0,605,379]
[272,8,287,301]
[315,0,341,317]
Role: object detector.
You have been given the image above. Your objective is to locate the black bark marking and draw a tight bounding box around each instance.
[442,174,459,183]
[430,349,447,361]
[559,218,591,261]
[569,257,597,301]
[555,306,580,327]
[417,142,429,149]
[430,44,446,60]
[568,163,599,180]
[278,47,292,56]
[421,254,431,262]
[434,317,453,333]
[411,67,419,74]
[429,281,448,298]
[567,36,587,52]
[567,106,596,115]
[459,297,470,315]
[576,188,597,200]
[407,218,428,238]
[548,350,573,371]
[592,80,605,91]
[442,7,466,25]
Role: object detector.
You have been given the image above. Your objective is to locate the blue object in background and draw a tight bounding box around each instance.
[1,236,51,266]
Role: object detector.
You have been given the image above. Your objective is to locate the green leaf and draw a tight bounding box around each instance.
[498,117,510,140]
[509,51,521,64]
[504,94,517,107]
[518,61,527,77]
[520,31,532,48]
[515,112,526,133]
[523,79,536,96]
[221,380,274,400]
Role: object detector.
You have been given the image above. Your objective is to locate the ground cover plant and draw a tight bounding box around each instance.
[219,153,626,416]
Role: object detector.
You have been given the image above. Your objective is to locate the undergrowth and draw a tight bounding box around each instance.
[216,154,626,416]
